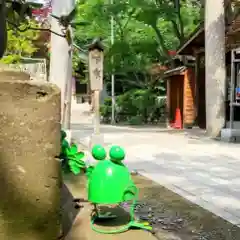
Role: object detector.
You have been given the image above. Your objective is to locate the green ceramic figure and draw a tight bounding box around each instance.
[60,130,86,174]
[60,130,70,168]
[87,144,152,234]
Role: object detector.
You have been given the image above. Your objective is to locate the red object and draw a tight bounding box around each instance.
[168,50,176,56]
[173,108,182,129]
[32,7,51,16]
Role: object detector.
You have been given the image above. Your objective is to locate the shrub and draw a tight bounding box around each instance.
[100,89,166,124]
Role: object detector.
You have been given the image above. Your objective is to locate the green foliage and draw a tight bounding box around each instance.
[1,21,40,64]
[86,165,95,179]
[66,144,86,175]
[100,89,166,125]
[130,0,202,56]
[74,0,202,93]
[60,130,86,175]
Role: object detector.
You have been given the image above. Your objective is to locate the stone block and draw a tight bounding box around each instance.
[0,73,61,240]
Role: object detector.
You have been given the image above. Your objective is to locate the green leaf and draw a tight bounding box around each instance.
[1,20,40,64]
[69,144,78,154]
[75,161,85,168]
[70,166,81,175]
[76,152,85,160]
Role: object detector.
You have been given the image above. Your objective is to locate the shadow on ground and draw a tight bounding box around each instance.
[61,183,80,238]
[62,171,240,240]
[62,173,156,240]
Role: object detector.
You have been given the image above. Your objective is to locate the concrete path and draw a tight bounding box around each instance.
[70,104,240,226]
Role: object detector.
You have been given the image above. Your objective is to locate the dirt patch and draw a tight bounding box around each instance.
[131,174,240,240]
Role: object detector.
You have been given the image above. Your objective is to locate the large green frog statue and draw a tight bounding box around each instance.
[87,144,137,204]
[87,144,152,234]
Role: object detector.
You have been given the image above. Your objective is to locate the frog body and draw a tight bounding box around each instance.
[88,145,137,204]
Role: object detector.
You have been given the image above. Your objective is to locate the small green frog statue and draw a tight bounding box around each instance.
[87,144,152,234]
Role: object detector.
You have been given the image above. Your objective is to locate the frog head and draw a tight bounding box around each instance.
[91,144,125,162]
[88,144,137,204]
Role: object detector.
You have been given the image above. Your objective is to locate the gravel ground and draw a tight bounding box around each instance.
[60,139,240,240]
[61,171,240,240]
[129,174,240,240]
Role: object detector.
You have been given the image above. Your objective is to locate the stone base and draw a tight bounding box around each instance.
[221,128,240,142]
[183,123,193,129]
[0,75,61,239]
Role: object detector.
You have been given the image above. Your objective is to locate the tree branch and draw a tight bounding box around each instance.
[6,20,66,38]
[114,18,125,40]
[122,8,136,30]
[154,0,184,44]
[114,8,136,40]
[173,0,184,42]
[152,25,171,60]
[171,19,182,41]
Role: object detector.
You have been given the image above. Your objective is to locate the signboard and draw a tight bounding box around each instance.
[89,49,103,91]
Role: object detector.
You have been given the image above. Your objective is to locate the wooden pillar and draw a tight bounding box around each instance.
[205,0,226,137]
[194,52,200,123]
[0,71,61,240]
[166,79,171,128]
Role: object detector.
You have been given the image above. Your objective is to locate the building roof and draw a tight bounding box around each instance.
[177,3,240,56]
[163,66,187,78]
[176,24,204,55]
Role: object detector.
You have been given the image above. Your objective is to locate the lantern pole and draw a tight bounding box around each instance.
[88,38,104,147]
[110,0,115,124]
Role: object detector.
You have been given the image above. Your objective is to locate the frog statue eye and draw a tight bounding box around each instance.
[91,144,107,160]
[109,145,125,162]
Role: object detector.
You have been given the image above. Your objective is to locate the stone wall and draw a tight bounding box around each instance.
[0,70,61,240]
[9,58,48,82]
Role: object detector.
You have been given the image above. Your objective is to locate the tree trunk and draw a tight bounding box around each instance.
[0,72,61,240]
[205,0,226,138]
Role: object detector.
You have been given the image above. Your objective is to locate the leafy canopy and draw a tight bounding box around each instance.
[74,0,202,92]
[1,20,40,64]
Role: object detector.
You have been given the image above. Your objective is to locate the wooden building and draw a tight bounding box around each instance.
[165,10,240,130]
[164,65,196,128]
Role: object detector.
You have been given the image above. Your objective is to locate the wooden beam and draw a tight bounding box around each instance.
[177,26,204,55]
[227,27,240,35]
[193,47,205,54]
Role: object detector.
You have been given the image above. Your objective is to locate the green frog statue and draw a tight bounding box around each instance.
[87,144,152,234]
[60,130,86,174]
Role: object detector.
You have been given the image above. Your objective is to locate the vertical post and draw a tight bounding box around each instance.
[205,0,226,137]
[110,0,115,124]
[49,0,75,120]
[166,80,170,128]
[62,46,73,130]
[0,0,7,58]
[94,90,100,134]
[88,40,104,147]
[194,52,200,123]
[229,50,235,129]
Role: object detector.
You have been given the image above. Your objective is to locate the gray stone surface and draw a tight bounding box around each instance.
[0,77,61,239]
[71,104,240,226]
